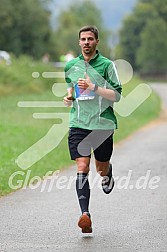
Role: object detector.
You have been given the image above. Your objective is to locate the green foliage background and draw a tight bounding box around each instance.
[0,0,53,58]
[0,0,167,75]
[117,0,167,75]
[0,0,111,61]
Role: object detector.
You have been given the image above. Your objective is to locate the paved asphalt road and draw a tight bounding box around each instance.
[0,84,167,252]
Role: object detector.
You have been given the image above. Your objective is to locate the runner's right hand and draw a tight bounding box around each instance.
[63,96,74,107]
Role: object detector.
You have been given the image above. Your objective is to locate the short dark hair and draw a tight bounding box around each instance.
[79,25,99,40]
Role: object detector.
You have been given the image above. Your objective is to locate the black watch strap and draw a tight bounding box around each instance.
[93,84,98,92]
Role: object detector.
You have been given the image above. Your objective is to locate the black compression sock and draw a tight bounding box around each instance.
[76,173,90,214]
[102,163,114,194]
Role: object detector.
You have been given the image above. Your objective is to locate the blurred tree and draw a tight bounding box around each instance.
[117,0,167,75]
[118,2,156,67]
[52,0,111,59]
[136,18,167,74]
[0,0,53,58]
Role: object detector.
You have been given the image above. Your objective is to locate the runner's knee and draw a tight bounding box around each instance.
[76,158,90,173]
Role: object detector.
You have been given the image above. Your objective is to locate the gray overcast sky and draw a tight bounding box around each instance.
[50,0,138,30]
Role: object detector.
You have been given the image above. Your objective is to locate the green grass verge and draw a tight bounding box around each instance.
[0,55,63,96]
[0,76,161,196]
[114,77,161,142]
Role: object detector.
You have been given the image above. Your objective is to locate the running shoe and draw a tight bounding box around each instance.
[78,212,92,233]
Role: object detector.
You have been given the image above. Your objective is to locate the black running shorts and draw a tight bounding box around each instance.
[68,127,114,161]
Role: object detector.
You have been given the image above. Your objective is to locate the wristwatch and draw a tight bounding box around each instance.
[93,84,98,92]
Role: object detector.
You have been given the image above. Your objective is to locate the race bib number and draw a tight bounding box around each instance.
[75,84,95,100]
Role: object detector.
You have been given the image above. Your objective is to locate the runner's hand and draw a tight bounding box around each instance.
[63,96,73,107]
[78,73,95,90]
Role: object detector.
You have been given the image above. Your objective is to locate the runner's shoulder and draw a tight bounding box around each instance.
[99,54,114,67]
[64,57,80,72]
